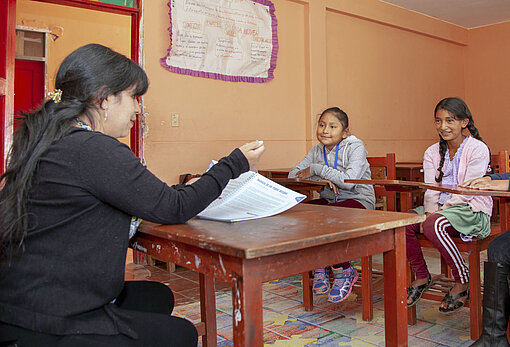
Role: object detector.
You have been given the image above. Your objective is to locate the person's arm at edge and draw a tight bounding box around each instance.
[79,135,250,224]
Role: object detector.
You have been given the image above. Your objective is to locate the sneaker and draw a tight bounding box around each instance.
[313,267,330,295]
[328,266,359,303]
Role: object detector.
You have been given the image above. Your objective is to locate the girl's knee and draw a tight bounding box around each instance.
[421,214,443,238]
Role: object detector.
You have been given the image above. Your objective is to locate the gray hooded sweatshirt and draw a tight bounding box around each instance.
[288,135,375,209]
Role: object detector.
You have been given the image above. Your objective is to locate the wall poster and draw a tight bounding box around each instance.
[160,0,278,83]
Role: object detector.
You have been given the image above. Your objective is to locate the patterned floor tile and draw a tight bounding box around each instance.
[172,301,201,323]
[305,332,377,346]
[281,305,345,326]
[414,300,471,330]
[264,282,303,298]
[415,323,474,346]
[263,308,295,327]
[320,316,384,338]
[266,318,334,341]
[263,292,304,312]
[408,335,447,347]
[216,325,289,343]
[215,291,234,314]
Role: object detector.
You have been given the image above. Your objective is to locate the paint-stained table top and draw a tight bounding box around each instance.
[138,204,424,259]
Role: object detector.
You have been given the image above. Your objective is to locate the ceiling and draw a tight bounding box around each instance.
[379,0,510,29]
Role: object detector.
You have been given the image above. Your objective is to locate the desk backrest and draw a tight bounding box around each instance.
[490,151,510,174]
[367,153,396,211]
[498,151,510,173]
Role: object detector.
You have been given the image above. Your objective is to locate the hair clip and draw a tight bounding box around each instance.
[48,89,62,103]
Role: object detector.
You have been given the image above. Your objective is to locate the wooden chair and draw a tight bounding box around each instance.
[301,153,396,321]
[407,150,510,340]
[491,150,510,174]
[490,151,510,223]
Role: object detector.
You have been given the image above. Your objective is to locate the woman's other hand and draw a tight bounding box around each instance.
[239,141,265,171]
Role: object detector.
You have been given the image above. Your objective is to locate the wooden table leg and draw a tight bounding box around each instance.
[468,250,482,340]
[407,263,417,325]
[232,273,263,346]
[383,226,408,346]
[302,271,313,311]
[362,255,374,321]
[199,273,217,347]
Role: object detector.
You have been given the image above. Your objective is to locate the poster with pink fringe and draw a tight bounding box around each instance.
[160,0,278,83]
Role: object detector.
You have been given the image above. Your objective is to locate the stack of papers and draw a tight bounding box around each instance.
[197,171,306,222]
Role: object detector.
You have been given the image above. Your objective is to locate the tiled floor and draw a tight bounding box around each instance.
[125,248,485,346]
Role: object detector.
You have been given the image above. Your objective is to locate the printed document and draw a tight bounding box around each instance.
[197,171,306,222]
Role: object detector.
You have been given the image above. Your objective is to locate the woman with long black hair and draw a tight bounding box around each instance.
[0,43,264,346]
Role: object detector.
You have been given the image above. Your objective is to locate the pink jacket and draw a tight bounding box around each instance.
[423,136,493,216]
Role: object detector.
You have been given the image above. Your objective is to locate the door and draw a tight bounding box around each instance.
[14,59,44,129]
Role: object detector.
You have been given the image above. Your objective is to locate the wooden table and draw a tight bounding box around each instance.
[130,204,425,346]
[346,179,510,231]
[271,177,327,201]
[258,168,291,179]
[258,169,328,202]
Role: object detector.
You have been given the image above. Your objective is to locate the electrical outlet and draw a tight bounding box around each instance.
[171,114,179,127]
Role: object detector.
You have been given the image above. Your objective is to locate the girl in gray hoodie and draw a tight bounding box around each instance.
[289,107,375,303]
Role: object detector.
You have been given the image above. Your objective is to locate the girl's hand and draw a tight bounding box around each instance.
[459,176,491,188]
[469,179,509,191]
[326,180,339,196]
[239,141,265,171]
[296,167,311,179]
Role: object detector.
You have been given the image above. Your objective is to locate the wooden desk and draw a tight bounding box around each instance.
[271,177,327,201]
[346,179,510,232]
[258,168,291,179]
[396,162,423,182]
[130,204,424,346]
[258,169,327,202]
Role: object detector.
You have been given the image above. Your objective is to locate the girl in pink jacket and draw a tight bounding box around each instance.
[406,97,492,314]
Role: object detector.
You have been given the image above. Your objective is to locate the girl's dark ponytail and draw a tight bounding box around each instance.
[466,118,484,143]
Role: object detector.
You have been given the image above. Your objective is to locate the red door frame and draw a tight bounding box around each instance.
[0,0,16,175]
[0,0,142,176]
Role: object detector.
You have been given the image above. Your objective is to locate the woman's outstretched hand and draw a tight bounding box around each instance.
[239,140,265,171]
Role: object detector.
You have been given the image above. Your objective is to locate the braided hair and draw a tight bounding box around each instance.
[0,44,148,266]
[434,97,488,182]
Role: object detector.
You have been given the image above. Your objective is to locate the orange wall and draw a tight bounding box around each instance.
[14,0,509,185]
[143,0,469,183]
[325,7,465,160]
[466,21,510,154]
[143,0,308,183]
